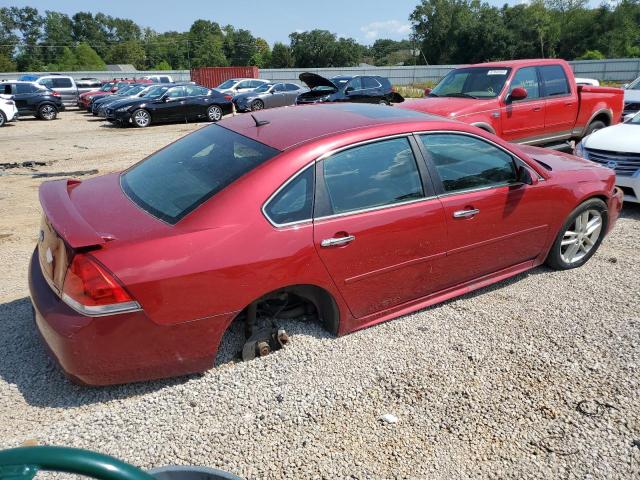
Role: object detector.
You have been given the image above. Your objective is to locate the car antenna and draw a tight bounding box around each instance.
[251,114,270,127]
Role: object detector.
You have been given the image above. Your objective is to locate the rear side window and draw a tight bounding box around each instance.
[285,84,299,91]
[16,83,35,94]
[273,84,286,92]
[540,65,570,97]
[362,77,382,89]
[322,137,424,215]
[121,125,280,224]
[160,76,170,83]
[419,134,516,193]
[52,78,73,88]
[237,81,253,89]
[185,85,209,96]
[264,166,314,225]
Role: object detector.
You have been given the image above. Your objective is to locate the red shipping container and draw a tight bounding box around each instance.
[191,66,260,89]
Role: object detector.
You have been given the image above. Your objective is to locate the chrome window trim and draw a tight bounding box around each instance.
[414,129,545,183]
[314,195,438,222]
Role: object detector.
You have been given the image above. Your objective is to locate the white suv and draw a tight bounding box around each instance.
[575,113,640,203]
[0,94,18,127]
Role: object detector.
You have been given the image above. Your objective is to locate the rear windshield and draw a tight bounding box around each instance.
[121,125,280,224]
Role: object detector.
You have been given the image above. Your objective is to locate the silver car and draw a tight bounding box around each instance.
[215,78,270,96]
[233,82,307,111]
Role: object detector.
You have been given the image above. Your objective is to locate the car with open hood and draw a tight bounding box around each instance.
[106,83,232,127]
[296,72,403,105]
[29,102,622,385]
[233,82,307,111]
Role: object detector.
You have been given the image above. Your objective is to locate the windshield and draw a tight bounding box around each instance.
[141,86,169,98]
[125,86,145,96]
[431,67,512,99]
[121,125,280,224]
[627,77,640,90]
[116,86,134,95]
[100,83,114,91]
[217,79,237,89]
[253,84,273,93]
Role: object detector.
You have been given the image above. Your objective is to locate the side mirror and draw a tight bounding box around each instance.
[509,87,528,102]
[424,87,432,96]
[345,86,354,94]
[517,166,538,186]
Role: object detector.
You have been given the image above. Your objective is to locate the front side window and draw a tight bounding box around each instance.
[322,137,424,215]
[419,134,517,193]
[540,65,570,97]
[53,78,72,88]
[121,125,280,224]
[185,85,209,96]
[166,86,185,98]
[236,81,253,89]
[264,166,314,225]
[510,67,540,99]
[273,83,286,92]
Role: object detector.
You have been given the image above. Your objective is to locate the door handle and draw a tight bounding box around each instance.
[532,106,542,112]
[321,235,355,247]
[453,208,480,218]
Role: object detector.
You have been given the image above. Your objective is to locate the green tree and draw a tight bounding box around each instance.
[106,40,146,68]
[42,11,74,65]
[577,49,605,60]
[74,42,106,69]
[153,60,172,70]
[189,20,227,67]
[289,30,362,67]
[0,54,16,71]
[270,42,293,68]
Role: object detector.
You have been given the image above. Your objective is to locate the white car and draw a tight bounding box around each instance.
[623,76,640,118]
[575,113,640,203]
[214,78,270,96]
[141,74,174,83]
[0,93,18,127]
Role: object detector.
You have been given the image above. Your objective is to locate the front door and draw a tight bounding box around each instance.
[501,67,546,142]
[313,136,449,318]
[153,86,187,122]
[417,132,550,285]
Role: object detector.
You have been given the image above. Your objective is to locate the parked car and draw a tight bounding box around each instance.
[106,83,232,127]
[574,112,640,203]
[233,82,307,111]
[0,93,18,127]
[78,82,117,110]
[399,59,624,146]
[29,102,622,385]
[91,83,151,116]
[296,73,403,105]
[0,81,64,120]
[75,77,104,92]
[18,74,79,107]
[142,74,174,83]
[622,76,640,119]
[215,78,270,96]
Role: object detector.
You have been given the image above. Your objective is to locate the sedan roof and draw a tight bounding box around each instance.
[219,103,450,151]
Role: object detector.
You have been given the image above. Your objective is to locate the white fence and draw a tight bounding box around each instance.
[2,59,639,86]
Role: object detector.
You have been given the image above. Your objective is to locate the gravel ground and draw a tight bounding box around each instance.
[0,110,639,479]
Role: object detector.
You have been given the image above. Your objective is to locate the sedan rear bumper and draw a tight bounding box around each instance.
[28,249,233,385]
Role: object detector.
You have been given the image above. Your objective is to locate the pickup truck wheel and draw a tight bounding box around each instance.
[585,120,606,136]
[545,198,608,270]
[38,104,57,121]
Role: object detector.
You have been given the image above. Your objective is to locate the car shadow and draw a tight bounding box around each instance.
[0,297,193,408]
[620,201,640,220]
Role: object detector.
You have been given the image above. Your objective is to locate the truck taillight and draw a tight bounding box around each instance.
[62,254,140,316]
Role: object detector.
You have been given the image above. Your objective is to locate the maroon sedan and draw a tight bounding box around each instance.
[29,103,623,385]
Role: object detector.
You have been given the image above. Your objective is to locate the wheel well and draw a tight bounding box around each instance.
[239,284,340,336]
[590,113,611,127]
[471,122,495,134]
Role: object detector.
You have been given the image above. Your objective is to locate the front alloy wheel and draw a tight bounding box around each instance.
[207,105,223,122]
[132,109,151,128]
[546,198,608,270]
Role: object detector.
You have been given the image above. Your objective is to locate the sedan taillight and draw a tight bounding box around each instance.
[51,91,61,97]
[224,95,233,101]
[62,254,140,315]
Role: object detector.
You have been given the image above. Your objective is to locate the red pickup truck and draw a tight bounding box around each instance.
[398,59,624,146]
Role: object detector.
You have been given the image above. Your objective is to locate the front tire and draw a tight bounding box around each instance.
[250,100,264,111]
[132,109,151,128]
[545,198,608,270]
[38,104,57,121]
[207,105,223,122]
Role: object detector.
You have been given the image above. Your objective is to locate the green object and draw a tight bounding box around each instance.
[0,446,156,480]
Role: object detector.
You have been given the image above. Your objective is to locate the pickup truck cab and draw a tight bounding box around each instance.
[399,59,624,146]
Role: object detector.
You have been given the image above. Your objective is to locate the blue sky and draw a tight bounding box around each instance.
[0,0,522,45]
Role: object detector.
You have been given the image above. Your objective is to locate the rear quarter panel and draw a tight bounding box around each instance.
[576,86,624,133]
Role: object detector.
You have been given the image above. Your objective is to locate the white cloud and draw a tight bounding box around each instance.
[360,20,411,42]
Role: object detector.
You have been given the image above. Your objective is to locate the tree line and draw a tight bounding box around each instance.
[0,0,638,73]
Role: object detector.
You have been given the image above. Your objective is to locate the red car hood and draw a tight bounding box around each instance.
[398,97,498,119]
[519,145,605,172]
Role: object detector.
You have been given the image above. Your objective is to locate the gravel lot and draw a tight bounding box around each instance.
[0,110,639,479]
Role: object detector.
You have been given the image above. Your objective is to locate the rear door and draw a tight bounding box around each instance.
[501,67,546,142]
[270,83,288,107]
[284,83,302,105]
[313,136,450,318]
[540,65,577,137]
[362,76,384,103]
[417,132,550,285]
[184,85,211,119]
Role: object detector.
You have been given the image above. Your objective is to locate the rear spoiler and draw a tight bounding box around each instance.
[39,179,106,248]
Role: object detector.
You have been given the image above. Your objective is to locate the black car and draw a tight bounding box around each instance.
[296,73,404,105]
[107,83,233,127]
[0,81,64,120]
[91,84,149,116]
